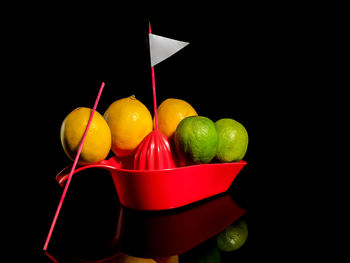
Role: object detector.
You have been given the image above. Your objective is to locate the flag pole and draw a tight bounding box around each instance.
[149,21,159,131]
[43,82,106,251]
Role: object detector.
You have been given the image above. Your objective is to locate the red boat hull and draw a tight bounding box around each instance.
[56,156,246,210]
[112,161,246,210]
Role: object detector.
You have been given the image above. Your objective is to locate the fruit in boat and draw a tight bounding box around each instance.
[174,116,218,164]
[215,118,248,162]
[156,98,198,139]
[60,107,111,165]
[103,95,153,157]
[216,219,248,251]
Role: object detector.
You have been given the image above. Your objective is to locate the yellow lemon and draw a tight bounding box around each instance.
[103,95,153,157]
[156,98,198,139]
[115,254,178,263]
[60,107,112,165]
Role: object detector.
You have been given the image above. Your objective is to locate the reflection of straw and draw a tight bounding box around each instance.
[43,82,106,251]
[44,251,59,263]
[149,22,158,131]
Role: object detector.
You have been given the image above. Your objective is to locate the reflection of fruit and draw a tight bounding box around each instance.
[166,256,179,263]
[60,107,111,165]
[174,116,218,164]
[156,98,198,139]
[195,246,221,263]
[115,254,155,262]
[103,96,153,157]
[215,118,248,162]
[115,254,178,263]
[216,220,248,252]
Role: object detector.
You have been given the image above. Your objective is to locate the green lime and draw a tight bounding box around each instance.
[215,118,248,162]
[174,116,218,164]
[216,220,248,252]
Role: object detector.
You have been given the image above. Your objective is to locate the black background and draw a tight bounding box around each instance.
[4,4,336,262]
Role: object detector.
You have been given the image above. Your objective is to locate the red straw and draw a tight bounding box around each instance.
[149,22,159,131]
[43,82,105,251]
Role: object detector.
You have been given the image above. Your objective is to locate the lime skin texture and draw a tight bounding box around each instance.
[215,118,248,162]
[174,116,218,164]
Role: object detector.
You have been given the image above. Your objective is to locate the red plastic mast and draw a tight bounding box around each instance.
[149,21,159,131]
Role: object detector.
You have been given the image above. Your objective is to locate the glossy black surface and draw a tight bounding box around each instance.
[41,174,247,261]
[30,156,252,262]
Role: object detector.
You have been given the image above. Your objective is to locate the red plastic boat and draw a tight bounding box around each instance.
[56,155,246,211]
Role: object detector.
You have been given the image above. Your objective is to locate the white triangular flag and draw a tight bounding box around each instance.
[149,33,189,67]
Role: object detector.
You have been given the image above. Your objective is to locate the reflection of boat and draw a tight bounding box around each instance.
[56,155,246,210]
[117,192,246,258]
[50,190,245,261]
